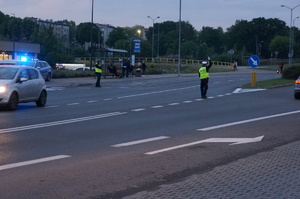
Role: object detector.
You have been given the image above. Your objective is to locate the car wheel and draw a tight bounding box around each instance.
[295,93,300,100]
[7,92,19,111]
[36,90,47,107]
[45,73,51,81]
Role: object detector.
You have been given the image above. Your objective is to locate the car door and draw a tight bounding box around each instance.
[16,69,32,101]
[27,68,42,100]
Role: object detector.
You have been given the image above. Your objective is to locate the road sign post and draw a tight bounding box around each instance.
[248,55,260,87]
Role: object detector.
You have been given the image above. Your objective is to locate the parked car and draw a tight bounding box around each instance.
[0,59,52,81]
[0,65,47,111]
[294,76,300,99]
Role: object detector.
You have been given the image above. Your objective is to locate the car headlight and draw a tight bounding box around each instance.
[0,85,7,93]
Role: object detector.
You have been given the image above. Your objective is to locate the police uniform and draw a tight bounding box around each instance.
[199,59,212,98]
[95,61,103,87]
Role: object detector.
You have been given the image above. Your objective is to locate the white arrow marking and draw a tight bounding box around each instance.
[145,136,264,155]
[250,57,257,65]
[233,88,266,93]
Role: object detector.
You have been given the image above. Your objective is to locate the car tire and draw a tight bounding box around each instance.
[7,92,19,111]
[45,73,51,81]
[294,93,300,100]
[36,90,47,107]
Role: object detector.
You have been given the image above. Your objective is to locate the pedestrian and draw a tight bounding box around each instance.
[142,60,147,74]
[278,61,284,73]
[233,60,238,71]
[95,60,102,87]
[121,59,127,77]
[199,57,213,99]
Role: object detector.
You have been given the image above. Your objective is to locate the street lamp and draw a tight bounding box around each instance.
[11,13,15,60]
[281,4,300,67]
[292,16,299,62]
[90,0,94,70]
[147,16,160,61]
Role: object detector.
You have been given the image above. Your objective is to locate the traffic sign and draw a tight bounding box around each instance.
[248,55,260,68]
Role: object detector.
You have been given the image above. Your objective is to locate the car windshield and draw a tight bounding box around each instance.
[0,67,19,79]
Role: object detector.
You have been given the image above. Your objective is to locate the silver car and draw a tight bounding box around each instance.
[0,65,47,111]
[295,76,300,99]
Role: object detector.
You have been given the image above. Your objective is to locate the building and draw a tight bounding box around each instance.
[0,41,40,60]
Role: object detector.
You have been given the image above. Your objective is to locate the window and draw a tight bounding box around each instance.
[19,69,29,79]
[28,69,39,79]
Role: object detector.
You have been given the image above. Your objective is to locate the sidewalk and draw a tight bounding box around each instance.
[123,141,300,199]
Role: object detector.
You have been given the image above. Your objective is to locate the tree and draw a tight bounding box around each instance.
[268,35,289,59]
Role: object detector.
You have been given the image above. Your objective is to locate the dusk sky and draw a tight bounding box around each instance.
[1,0,300,31]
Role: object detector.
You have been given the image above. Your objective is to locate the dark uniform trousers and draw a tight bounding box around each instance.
[200,78,209,97]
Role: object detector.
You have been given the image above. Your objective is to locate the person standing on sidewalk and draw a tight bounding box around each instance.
[95,60,102,87]
[199,57,212,98]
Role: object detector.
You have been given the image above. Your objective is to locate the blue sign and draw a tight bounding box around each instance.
[133,39,141,53]
[248,55,260,68]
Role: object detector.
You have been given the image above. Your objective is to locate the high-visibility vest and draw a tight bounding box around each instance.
[95,64,102,73]
[199,67,209,79]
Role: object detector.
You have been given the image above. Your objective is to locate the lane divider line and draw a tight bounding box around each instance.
[0,112,127,134]
[112,136,170,147]
[0,155,71,171]
[198,110,300,131]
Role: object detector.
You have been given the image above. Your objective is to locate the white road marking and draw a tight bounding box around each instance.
[45,105,59,108]
[195,99,203,101]
[168,103,180,106]
[183,101,193,103]
[0,155,71,171]
[145,136,264,155]
[112,136,170,147]
[0,112,127,134]
[132,108,146,112]
[104,98,113,101]
[198,110,300,131]
[87,100,97,103]
[151,105,164,108]
[118,86,198,99]
[67,103,80,106]
[233,88,266,93]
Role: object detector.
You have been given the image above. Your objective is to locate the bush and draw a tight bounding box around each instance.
[282,65,300,79]
[52,70,94,78]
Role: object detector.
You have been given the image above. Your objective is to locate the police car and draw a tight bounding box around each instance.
[0,59,52,81]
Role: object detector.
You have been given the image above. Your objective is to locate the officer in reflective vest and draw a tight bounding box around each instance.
[199,57,212,98]
[95,60,103,87]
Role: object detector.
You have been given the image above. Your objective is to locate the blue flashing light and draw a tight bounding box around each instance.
[20,56,28,62]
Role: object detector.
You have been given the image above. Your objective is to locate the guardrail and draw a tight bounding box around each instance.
[78,57,231,67]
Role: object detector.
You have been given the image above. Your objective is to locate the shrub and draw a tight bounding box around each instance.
[282,65,300,79]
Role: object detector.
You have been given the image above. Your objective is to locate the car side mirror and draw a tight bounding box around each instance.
[19,77,28,83]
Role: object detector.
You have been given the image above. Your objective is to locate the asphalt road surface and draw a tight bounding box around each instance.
[0,69,299,199]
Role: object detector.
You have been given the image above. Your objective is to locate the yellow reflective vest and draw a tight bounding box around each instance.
[95,64,102,73]
[199,67,209,79]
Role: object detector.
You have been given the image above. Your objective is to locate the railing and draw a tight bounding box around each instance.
[78,57,231,67]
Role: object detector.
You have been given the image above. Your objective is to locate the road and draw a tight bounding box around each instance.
[0,69,299,199]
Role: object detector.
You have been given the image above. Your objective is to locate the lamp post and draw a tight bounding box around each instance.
[281,4,300,67]
[178,0,182,77]
[11,13,15,60]
[147,16,160,61]
[90,0,94,70]
[292,16,299,63]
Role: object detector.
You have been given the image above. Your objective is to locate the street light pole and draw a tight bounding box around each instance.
[292,16,299,63]
[147,16,160,62]
[11,13,15,60]
[281,4,300,67]
[90,0,94,70]
[178,0,182,77]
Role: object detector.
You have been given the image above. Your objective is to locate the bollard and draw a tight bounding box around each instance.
[251,71,256,87]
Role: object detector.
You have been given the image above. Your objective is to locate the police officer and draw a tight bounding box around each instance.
[199,57,212,98]
[95,60,102,87]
